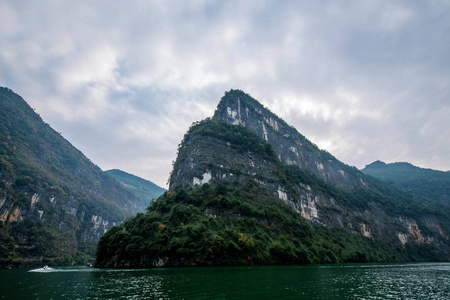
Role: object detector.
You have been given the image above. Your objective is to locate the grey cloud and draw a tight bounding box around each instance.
[1,0,449,187]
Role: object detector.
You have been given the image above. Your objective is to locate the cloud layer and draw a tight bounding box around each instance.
[1,0,449,187]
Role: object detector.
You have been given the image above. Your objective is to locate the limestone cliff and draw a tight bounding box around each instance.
[212,90,367,191]
[169,90,450,260]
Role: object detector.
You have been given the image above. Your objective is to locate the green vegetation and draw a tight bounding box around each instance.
[0,221,21,267]
[96,183,412,268]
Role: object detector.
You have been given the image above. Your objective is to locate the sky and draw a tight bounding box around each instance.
[1,0,449,188]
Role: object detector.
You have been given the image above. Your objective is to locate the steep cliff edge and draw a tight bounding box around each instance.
[212,90,365,191]
[96,90,449,268]
[0,87,146,267]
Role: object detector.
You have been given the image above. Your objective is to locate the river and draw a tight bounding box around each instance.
[0,262,449,299]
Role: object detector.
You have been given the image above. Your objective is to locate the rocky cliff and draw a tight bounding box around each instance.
[168,90,449,261]
[95,91,449,268]
[0,87,147,267]
[212,90,365,191]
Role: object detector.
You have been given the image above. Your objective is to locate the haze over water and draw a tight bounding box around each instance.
[1,262,449,299]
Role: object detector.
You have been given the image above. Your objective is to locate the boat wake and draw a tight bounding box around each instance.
[29,266,56,273]
[28,266,101,273]
[28,266,141,273]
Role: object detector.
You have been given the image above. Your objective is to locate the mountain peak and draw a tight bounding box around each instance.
[213,89,269,127]
[364,160,387,169]
[213,90,363,191]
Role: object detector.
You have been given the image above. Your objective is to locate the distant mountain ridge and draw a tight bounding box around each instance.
[106,169,165,206]
[362,161,450,205]
[0,87,147,267]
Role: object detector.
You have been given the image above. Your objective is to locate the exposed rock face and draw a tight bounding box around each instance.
[213,91,365,191]
[0,165,143,248]
[170,135,280,191]
[169,90,450,259]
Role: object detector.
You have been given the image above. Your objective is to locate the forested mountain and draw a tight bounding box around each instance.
[0,87,146,268]
[106,169,165,206]
[362,161,450,205]
[95,90,449,268]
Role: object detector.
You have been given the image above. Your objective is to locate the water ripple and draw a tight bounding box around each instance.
[1,262,449,299]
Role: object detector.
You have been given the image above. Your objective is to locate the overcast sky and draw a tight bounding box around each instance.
[1,1,449,187]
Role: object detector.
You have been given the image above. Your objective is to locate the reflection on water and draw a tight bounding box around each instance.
[1,263,449,299]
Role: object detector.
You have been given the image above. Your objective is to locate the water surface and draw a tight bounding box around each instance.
[1,263,449,299]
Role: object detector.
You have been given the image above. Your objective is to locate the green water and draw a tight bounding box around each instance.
[0,263,449,299]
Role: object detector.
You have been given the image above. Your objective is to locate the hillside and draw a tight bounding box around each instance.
[0,87,146,267]
[106,169,165,206]
[362,161,450,205]
[96,182,404,268]
[95,90,450,268]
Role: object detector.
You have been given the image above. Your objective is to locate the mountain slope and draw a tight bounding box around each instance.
[0,87,146,267]
[106,169,165,206]
[96,90,449,267]
[362,161,450,205]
